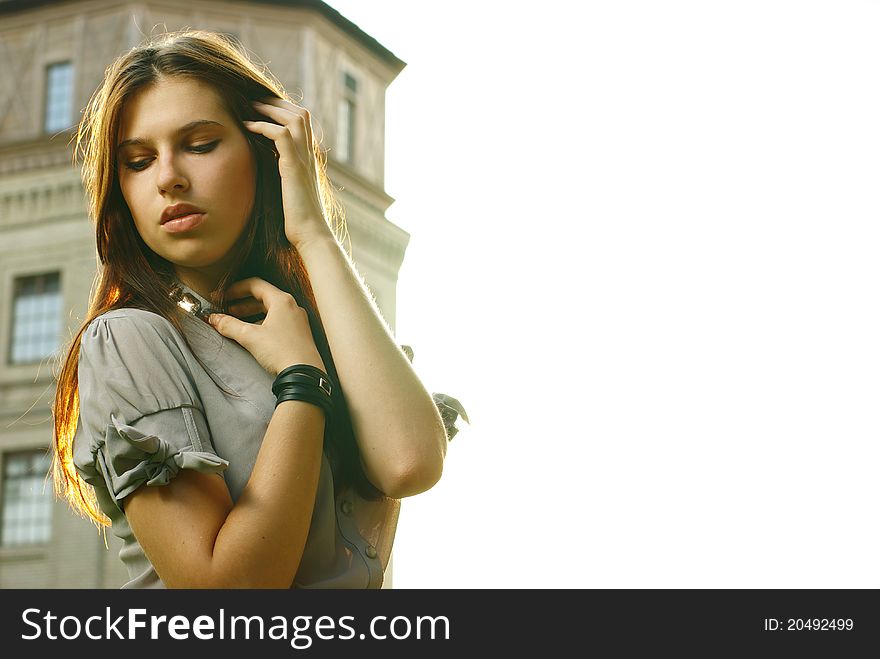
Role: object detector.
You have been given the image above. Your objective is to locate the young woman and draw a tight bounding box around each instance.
[50,30,448,589]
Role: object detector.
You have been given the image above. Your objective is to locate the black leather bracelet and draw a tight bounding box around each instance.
[274,383,331,399]
[273,364,333,398]
[272,373,332,397]
[276,364,330,382]
[275,389,333,408]
[274,385,333,414]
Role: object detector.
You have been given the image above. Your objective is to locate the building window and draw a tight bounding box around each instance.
[44,61,74,134]
[1,450,53,547]
[336,72,358,163]
[9,272,62,365]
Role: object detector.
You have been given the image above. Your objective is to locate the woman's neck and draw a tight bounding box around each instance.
[173,262,230,303]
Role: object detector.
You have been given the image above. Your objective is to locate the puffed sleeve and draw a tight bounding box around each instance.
[72,309,229,513]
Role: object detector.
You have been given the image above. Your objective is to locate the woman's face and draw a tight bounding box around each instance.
[116,76,256,276]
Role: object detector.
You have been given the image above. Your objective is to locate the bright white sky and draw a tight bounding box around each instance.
[325,0,880,588]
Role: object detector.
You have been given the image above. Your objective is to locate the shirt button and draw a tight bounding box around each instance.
[365,544,378,559]
[341,500,353,515]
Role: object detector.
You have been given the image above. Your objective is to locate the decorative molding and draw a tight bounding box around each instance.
[327,157,395,211]
[0,138,73,175]
[0,165,84,229]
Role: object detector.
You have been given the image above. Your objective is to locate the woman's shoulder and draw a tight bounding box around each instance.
[76,306,205,423]
[80,307,195,367]
[84,307,185,341]
[87,306,175,331]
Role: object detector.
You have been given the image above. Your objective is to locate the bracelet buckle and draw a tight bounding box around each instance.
[317,377,332,397]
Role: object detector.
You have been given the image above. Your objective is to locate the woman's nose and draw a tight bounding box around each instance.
[156,155,189,192]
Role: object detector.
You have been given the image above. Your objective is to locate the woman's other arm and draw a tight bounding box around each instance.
[296,235,448,499]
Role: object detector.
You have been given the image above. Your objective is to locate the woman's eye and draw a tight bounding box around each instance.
[124,160,149,172]
[123,140,221,171]
[190,140,220,153]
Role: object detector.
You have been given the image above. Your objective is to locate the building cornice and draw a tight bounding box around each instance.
[0,132,76,176]
[327,157,395,213]
[0,0,406,73]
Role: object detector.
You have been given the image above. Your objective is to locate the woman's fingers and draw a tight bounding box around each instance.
[246,100,316,174]
[251,98,315,153]
[206,313,250,343]
[244,119,311,179]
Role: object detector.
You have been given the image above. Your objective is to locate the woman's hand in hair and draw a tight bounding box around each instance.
[206,277,326,376]
[244,97,336,251]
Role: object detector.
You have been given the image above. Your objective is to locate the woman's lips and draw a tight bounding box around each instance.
[161,213,206,233]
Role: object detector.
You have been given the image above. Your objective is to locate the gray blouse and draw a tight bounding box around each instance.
[72,281,400,589]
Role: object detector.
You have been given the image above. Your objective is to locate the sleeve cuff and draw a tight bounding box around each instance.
[93,407,229,510]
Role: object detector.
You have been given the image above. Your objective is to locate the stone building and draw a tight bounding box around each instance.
[0,0,408,588]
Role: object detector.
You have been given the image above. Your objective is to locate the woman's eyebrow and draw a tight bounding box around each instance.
[117,119,224,150]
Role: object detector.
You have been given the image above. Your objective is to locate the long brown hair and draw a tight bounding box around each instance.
[52,29,383,529]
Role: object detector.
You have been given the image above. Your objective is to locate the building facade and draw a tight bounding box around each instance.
[0,0,408,588]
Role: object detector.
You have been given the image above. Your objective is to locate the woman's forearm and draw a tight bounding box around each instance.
[209,399,324,588]
[296,234,447,499]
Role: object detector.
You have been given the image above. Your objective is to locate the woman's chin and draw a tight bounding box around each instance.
[164,252,228,270]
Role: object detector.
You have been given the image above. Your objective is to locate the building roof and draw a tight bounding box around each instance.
[0,0,405,71]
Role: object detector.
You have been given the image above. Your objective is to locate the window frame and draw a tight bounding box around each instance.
[0,448,54,549]
[43,60,75,135]
[6,270,63,367]
[337,69,359,164]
